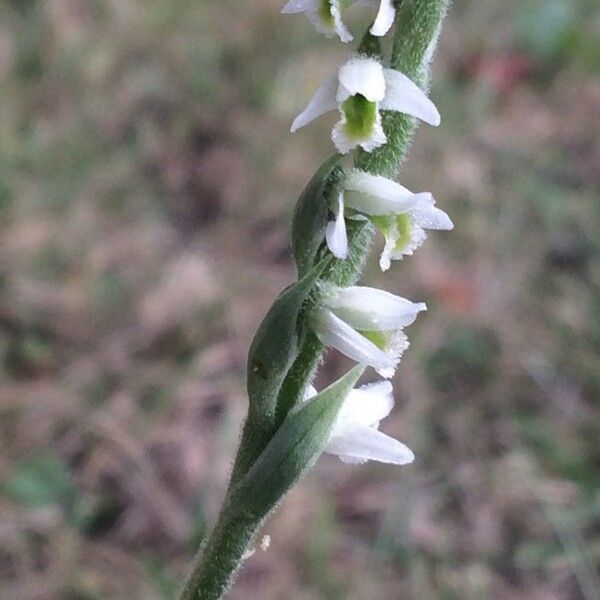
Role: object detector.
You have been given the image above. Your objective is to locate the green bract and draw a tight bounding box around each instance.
[231,365,366,516]
[234,258,331,484]
[292,154,344,277]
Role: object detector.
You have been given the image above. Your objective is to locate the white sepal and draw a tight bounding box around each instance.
[344,169,427,215]
[327,286,427,331]
[291,76,338,132]
[328,424,414,464]
[410,195,454,230]
[325,192,349,259]
[381,68,441,126]
[370,0,396,37]
[311,309,399,377]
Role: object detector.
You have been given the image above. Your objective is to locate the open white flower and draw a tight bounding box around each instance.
[325,169,453,269]
[291,56,440,154]
[282,0,397,42]
[282,0,353,43]
[304,380,414,464]
[311,286,426,377]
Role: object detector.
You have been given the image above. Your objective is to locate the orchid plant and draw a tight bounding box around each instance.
[180,1,451,598]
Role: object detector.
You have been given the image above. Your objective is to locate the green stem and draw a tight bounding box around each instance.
[178,1,449,598]
[179,506,259,600]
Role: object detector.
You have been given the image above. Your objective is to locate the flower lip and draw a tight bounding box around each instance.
[332,107,387,154]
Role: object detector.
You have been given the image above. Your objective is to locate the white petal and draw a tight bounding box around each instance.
[381,68,440,126]
[337,57,386,103]
[325,192,348,259]
[336,380,394,426]
[370,0,395,36]
[344,170,426,215]
[327,424,414,464]
[311,309,398,376]
[410,196,454,230]
[328,286,426,331]
[291,76,338,132]
[282,0,317,14]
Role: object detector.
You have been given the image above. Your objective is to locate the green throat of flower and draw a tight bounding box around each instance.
[372,213,413,253]
[341,94,377,139]
[393,214,413,252]
[361,329,389,350]
[319,0,335,27]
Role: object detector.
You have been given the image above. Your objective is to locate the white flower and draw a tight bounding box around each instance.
[282,0,353,43]
[291,56,440,154]
[304,380,414,464]
[325,169,453,270]
[282,0,397,42]
[311,286,426,377]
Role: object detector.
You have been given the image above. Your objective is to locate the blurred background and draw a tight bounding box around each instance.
[0,0,598,598]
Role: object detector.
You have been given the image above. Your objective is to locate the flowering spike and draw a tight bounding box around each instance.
[181,1,453,596]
